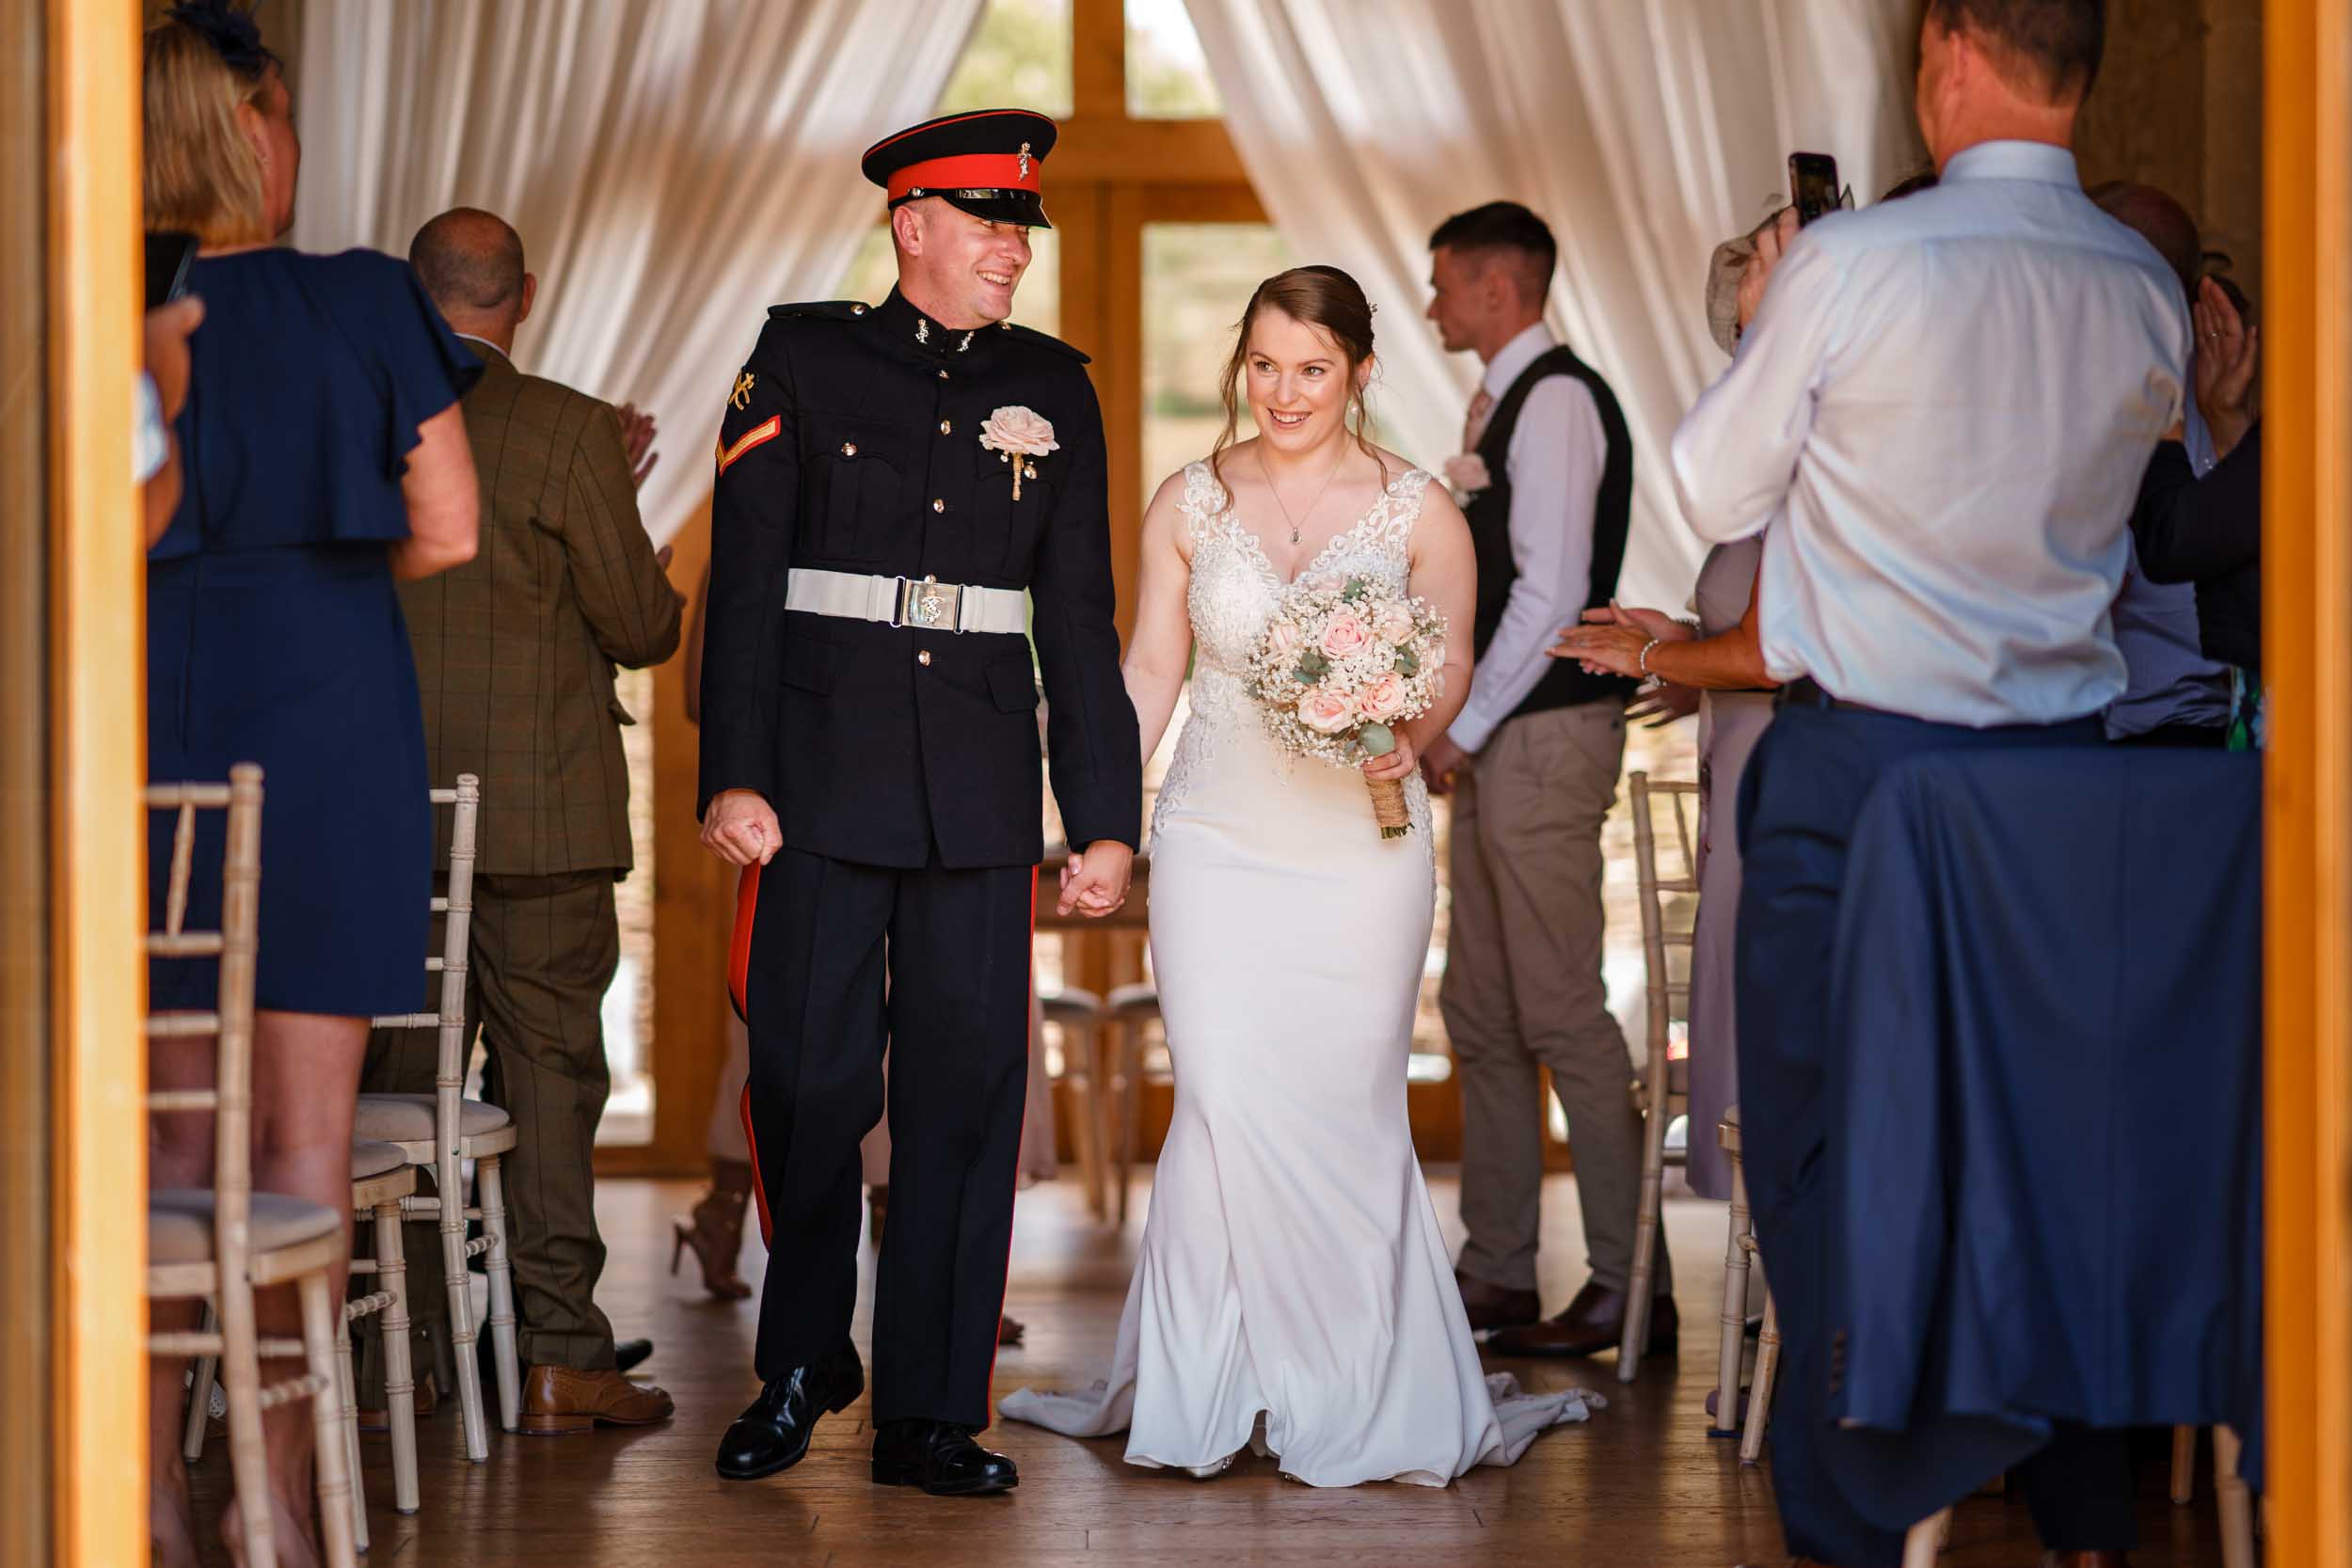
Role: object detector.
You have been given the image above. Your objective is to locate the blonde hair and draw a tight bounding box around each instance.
[142,13,276,245]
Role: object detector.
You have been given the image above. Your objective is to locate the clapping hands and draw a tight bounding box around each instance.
[2190,277,2258,460]
[617,402,660,489]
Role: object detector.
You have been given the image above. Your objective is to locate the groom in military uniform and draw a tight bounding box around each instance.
[697,109,1139,1496]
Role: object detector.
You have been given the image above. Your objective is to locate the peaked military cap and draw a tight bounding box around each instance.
[860,108,1057,230]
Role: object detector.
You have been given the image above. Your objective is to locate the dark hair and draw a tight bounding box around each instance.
[1209,266,1385,501]
[164,0,278,78]
[1925,0,2105,103]
[1428,200,1556,305]
[2086,182,2201,306]
[409,208,529,314]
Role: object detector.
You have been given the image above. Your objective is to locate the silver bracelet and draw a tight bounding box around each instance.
[1638,637,1662,675]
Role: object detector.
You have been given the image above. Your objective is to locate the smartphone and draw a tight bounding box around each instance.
[145,230,199,310]
[1788,152,1841,228]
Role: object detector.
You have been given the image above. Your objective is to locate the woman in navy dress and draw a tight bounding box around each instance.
[143,8,481,1563]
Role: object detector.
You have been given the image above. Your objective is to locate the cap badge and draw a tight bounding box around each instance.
[1018,141,1032,179]
[730,371,755,410]
[916,317,931,346]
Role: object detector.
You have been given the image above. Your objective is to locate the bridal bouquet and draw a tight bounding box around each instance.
[1243,576,1449,839]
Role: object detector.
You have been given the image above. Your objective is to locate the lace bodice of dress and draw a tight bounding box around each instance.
[1152,458,1434,840]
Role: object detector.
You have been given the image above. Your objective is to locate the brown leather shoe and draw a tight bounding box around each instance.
[357,1370,437,1432]
[517,1365,675,1434]
[1454,1270,1542,1334]
[1486,1279,1678,1358]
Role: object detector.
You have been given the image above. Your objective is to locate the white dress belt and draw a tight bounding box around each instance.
[785,567,1027,636]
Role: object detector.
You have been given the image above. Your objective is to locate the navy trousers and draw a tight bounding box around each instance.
[1735,699,2136,1565]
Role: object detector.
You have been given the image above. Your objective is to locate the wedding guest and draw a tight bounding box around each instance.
[2134,277,2262,711]
[1673,1,2177,1562]
[141,5,479,1560]
[1417,200,1661,1356]
[2088,183,2234,747]
[361,206,679,1434]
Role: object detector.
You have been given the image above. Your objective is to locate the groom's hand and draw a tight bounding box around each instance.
[702,788,781,866]
[1058,840,1134,918]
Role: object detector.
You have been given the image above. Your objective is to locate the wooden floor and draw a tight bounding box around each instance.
[190,1171,2231,1566]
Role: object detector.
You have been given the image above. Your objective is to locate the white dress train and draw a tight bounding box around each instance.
[999,460,1600,1487]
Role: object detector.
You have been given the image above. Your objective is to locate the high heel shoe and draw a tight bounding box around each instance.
[672,1159,755,1300]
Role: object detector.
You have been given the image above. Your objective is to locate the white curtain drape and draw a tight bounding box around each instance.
[1184,0,1921,605]
[291,0,983,546]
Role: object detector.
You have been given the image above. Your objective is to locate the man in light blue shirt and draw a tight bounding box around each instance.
[1670,3,2177,1564]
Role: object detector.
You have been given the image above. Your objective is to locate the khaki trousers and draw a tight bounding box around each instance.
[1440,702,1663,1297]
[360,869,621,1389]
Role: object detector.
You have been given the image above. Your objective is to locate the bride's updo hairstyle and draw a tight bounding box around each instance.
[1209,264,1387,501]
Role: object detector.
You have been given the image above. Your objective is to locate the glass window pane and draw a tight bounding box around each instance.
[1128,0,1223,119]
[1141,222,1294,511]
[939,0,1073,119]
[834,223,1060,340]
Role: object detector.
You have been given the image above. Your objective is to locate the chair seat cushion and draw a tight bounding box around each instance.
[353,1093,512,1142]
[151,1189,342,1265]
[1106,981,1159,1016]
[1041,986,1103,1021]
[350,1138,408,1180]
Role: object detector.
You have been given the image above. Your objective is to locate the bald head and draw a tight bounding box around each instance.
[409,207,534,349]
[2089,182,2201,307]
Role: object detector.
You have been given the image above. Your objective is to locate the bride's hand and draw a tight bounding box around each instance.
[1361,731,1419,782]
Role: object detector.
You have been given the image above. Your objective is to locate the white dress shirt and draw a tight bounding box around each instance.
[1670,140,2189,727]
[1448,323,1609,752]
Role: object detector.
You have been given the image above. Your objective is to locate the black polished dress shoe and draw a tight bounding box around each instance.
[871,1418,1019,1496]
[714,1342,864,1481]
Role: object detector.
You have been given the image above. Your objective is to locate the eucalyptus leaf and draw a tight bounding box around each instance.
[1342,578,1370,602]
[1359,722,1396,756]
[1394,647,1419,675]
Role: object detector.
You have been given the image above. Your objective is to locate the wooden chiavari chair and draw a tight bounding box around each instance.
[1620,771,1700,1380]
[147,766,357,1568]
[353,775,521,1460]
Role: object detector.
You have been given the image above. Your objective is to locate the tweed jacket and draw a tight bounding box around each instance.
[400,341,681,876]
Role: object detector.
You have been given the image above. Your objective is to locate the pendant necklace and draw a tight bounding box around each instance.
[1260,444,1346,550]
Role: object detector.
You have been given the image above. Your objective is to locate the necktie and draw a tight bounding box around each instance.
[1462,388,1495,454]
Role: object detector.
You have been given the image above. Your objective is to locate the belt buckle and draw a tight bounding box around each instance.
[897,575,962,632]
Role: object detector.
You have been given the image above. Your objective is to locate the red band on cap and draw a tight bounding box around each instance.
[887,152,1041,202]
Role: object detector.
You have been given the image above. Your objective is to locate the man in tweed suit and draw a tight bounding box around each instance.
[363,208,680,1433]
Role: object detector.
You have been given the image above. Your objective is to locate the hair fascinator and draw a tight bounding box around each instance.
[166,0,278,78]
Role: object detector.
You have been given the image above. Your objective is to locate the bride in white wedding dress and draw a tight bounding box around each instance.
[1000,266,1599,1486]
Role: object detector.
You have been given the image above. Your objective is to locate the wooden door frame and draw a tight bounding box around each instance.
[49,0,146,1562]
[2264,0,2351,1560]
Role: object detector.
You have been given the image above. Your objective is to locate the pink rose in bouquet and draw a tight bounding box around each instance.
[1357,673,1409,722]
[1243,573,1450,840]
[1298,689,1358,733]
[1321,611,1373,659]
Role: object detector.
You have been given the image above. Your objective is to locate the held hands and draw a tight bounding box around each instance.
[2190,277,2258,460]
[701,788,781,866]
[1736,208,1800,337]
[617,402,661,489]
[1057,840,1135,919]
[1627,682,1701,727]
[1360,728,1420,784]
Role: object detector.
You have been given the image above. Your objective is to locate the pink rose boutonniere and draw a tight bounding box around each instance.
[1442,452,1491,502]
[979,405,1058,499]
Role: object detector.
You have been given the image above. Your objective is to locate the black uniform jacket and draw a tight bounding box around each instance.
[698,288,1140,869]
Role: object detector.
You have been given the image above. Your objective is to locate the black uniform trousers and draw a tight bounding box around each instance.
[1735,698,2136,1567]
[743,844,1033,1429]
